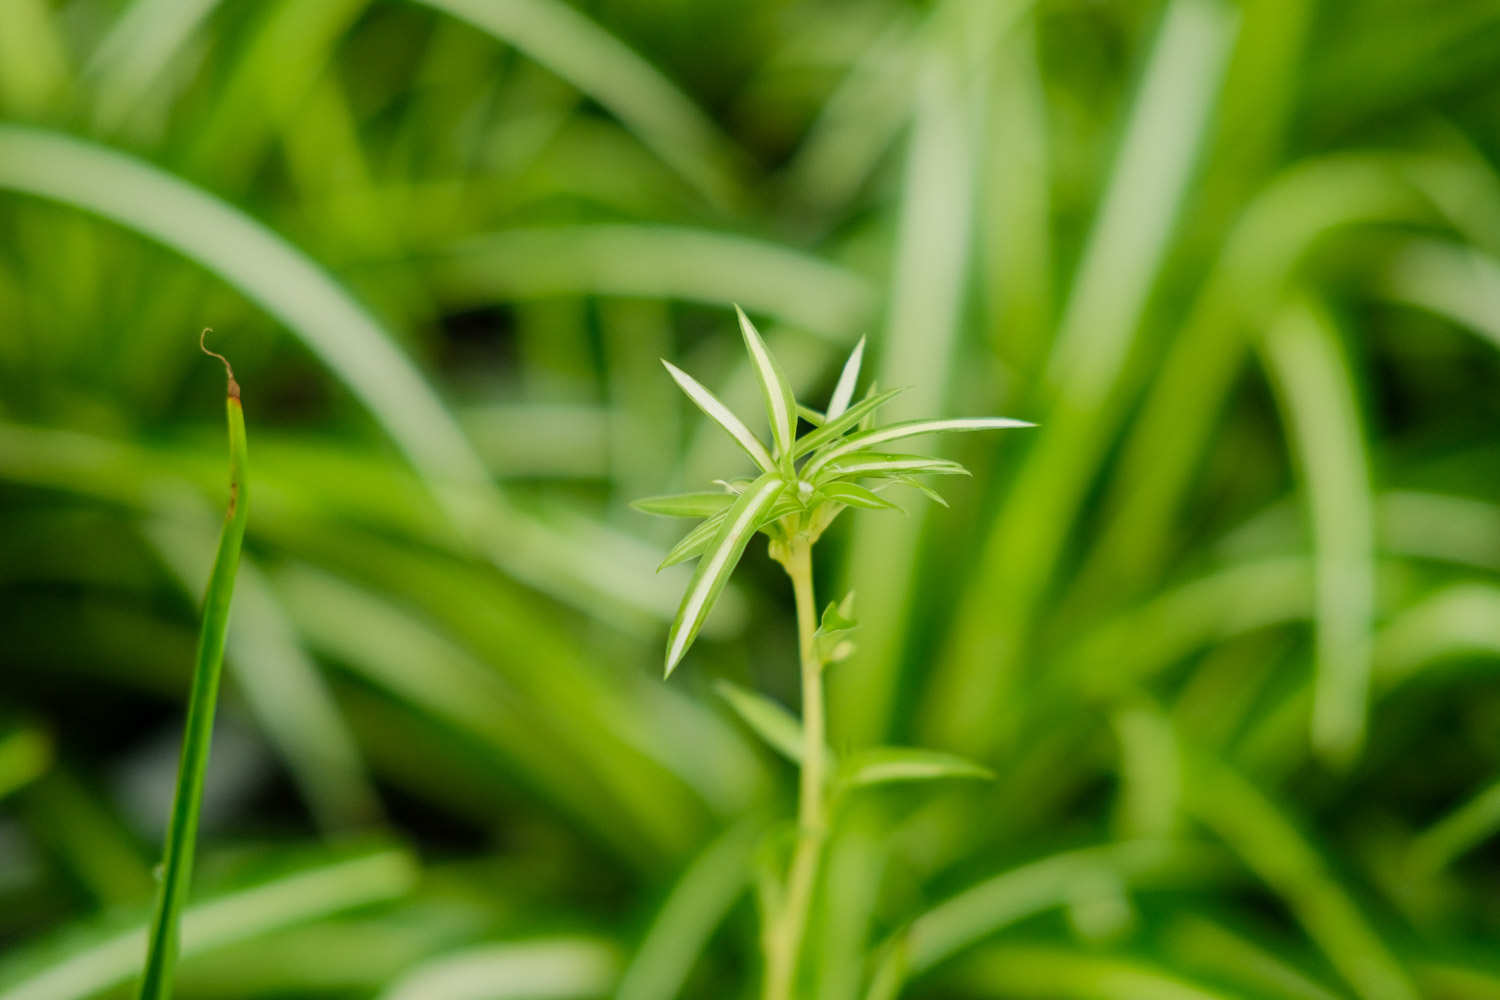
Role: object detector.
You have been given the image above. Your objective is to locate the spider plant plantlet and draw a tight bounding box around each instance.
[633,306,1031,999]
[135,332,249,1000]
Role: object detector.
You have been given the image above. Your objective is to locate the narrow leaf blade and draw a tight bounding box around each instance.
[826,336,866,420]
[665,474,785,674]
[658,510,728,569]
[818,480,898,511]
[805,417,1033,477]
[838,747,995,790]
[715,679,805,763]
[792,387,907,458]
[632,491,736,518]
[819,451,972,480]
[663,360,776,472]
[736,305,798,459]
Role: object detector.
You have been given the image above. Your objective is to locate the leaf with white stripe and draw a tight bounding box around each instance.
[792,387,906,458]
[821,452,972,480]
[658,510,728,569]
[735,305,797,461]
[826,336,866,420]
[804,417,1033,478]
[663,360,776,472]
[632,491,736,518]
[665,473,785,675]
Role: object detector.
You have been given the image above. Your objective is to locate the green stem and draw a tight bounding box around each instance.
[765,535,825,1000]
[136,363,248,1000]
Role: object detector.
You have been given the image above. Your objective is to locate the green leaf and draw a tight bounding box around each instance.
[658,510,728,569]
[818,452,971,480]
[665,473,785,674]
[891,475,950,508]
[137,357,250,1000]
[816,592,858,665]
[714,680,805,763]
[632,491,735,518]
[826,336,866,420]
[818,481,899,511]
[792,387,907,458]
[735,305,798,460]
[818,592,857,636]
[837,747,995,790]
[796,403,826,427]
[662,360,776,472]
[804,417,1034,478]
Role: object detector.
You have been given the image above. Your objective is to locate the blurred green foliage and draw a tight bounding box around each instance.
[2,0,1500,997]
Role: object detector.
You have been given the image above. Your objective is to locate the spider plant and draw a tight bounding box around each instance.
[635,307,1030,999]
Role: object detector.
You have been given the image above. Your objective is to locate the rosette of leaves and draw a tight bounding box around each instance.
[633,306,1032,676]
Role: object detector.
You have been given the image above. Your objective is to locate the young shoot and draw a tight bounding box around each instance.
[634,306,1031,1000]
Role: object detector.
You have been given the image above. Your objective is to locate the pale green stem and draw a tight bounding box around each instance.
[764,535,826,1000]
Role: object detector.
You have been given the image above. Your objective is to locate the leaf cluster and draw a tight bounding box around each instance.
[633,308,1031,675]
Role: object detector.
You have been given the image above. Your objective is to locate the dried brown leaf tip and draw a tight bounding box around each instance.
[199,328,239,400]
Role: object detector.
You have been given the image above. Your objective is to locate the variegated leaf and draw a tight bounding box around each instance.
[792,386,906,458]
[804,417,1033,478]
[665,473,786,674]
[826,336,866,420]
[662,360,776,472]
[819,451,972,480]
[735,305,798,460]
[658,509,728,569]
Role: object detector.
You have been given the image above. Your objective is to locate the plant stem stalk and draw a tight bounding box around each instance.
[765,535,825,1000]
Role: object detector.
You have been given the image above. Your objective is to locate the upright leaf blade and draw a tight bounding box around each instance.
[662,360,776,472]
[137,349,249,1000]
[665,473,784,674]
[826,336,866,421]
[735,305,798,460]
[804,417,1033,478]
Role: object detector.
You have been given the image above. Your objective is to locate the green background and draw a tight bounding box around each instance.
[2,0,1500,996]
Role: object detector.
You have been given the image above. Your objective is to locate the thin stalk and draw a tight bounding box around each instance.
[765,535,826,1000]
[136,335,249,1000]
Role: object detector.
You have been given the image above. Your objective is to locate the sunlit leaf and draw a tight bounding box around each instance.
[662,360,776,473]
[665,473,785,674]
[735,305,798,460]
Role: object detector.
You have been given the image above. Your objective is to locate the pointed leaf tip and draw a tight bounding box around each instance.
[662,359,776,473]
[826,336,866,420]
[735,306,798,460]
[664,473,785,675]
